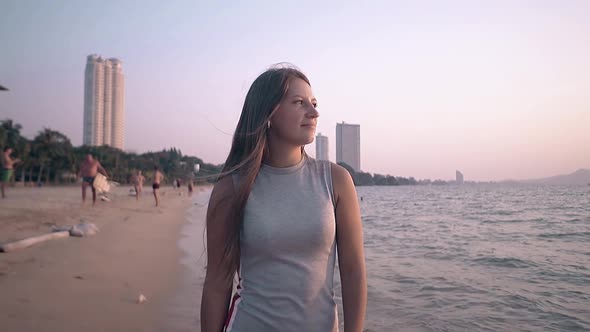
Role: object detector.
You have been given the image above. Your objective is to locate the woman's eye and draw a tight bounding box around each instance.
[295,100,304,105]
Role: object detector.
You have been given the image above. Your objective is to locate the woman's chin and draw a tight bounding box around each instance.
[280,133,315,146]
[302,135,315,145]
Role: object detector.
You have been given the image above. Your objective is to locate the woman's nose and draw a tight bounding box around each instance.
[306,103,319,118]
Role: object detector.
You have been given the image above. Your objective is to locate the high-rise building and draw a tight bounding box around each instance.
[456,170,464,184]
[83,54,125,149]
[336,122,361,171]
[315,133,329,161]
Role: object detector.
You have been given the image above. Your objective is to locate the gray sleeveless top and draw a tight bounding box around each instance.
[225,156,338,332]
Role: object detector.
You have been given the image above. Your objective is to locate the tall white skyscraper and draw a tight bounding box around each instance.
[456,170,464,184]
[336,122,361,171]
[315,133,329,161]
[83,54,125,149]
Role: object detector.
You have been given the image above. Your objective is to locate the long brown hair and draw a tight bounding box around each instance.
[217,64,311,280]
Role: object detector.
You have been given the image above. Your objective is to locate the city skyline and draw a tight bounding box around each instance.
[1,1,589,181]
[83,54,125,149]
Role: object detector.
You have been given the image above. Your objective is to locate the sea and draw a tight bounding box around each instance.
[165,183,590,331]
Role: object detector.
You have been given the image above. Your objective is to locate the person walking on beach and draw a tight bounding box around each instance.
[1,147,21,198]
[152,166,164,207]
[131,170,145,201]
[200,65,367,332]
[79,154,108,205]
[187,175,194,196]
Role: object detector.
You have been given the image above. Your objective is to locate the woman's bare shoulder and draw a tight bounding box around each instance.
[330,163,355,203]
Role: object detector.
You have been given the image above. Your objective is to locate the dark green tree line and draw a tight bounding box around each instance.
[337,162,419,186]
[1,118,222,185]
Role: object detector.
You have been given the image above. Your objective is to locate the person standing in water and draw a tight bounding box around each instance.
[200,65,367,332]
[152,166,164,207]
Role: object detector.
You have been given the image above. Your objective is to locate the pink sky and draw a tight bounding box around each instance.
[1,1,589,181]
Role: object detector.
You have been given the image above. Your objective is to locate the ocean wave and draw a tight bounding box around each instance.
[472,257,536,269]
[481,217,545,224]
[342,185,590,331]
[538,232,590,239]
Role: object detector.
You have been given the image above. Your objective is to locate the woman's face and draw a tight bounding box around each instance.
[268,78,319,147]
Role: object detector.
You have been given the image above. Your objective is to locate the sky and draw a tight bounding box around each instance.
[1,0,589,181]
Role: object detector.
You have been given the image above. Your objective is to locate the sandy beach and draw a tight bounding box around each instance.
[0,184,208,332]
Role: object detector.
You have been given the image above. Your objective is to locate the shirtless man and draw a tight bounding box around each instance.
[152,166,164,207]
[1,147,20,198]
[78,154,108,205]
[131,170,145,201]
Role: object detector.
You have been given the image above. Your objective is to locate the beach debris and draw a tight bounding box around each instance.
[74,275,84,280]
[1,221,100,253]
[0,231,70,253]
[69,222,99,237]
[51,225,72,232]
[52,221,100,237]
[137,293,147,304]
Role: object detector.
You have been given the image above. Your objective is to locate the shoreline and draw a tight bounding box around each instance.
[159,186,211,331]
[0,184,204,332]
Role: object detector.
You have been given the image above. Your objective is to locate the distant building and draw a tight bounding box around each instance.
[83,54,125,149]
[336,122,361,171]
[315,133,329,161]
[456,170,464,184]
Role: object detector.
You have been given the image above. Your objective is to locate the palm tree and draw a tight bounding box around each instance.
[1,119,23,150]
[16,139,32,185]
[32,128,73,185]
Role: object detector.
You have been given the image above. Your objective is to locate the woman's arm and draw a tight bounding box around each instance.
[332,164,367,332]
[201,176,235,332]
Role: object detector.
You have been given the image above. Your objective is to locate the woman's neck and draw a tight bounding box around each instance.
[265,141,303,168]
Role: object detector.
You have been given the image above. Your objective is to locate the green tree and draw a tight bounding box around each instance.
[0,119,23,149]
[32,128,73,184]
[16,139,33,184]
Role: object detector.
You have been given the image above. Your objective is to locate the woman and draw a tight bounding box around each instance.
[132,170,145,201]
[200,65,366,332]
